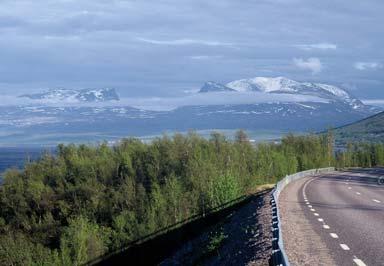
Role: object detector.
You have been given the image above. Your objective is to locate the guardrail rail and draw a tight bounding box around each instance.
[270,167,335,266]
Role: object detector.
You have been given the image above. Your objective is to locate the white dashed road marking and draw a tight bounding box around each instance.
[302,176,369,266]
[353,258,367,266]
[340,244,350,250]
[330,233,338,239]
[372,199,381,203]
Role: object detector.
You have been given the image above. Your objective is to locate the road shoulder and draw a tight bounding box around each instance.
[279,176,336,265]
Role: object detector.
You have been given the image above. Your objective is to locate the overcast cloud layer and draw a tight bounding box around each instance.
[0,0,383,99]
[0,92,328,111]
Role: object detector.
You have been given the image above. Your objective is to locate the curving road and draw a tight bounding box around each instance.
[279,168,384,266]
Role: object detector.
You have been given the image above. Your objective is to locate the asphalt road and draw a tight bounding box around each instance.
[280,168,384,266]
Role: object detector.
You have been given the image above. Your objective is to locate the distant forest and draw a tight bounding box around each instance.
[0,131,383,265]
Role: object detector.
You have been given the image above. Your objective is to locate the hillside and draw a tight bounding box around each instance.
[334,111,384,144]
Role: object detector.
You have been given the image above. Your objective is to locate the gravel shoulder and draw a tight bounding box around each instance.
[279,176,336,266]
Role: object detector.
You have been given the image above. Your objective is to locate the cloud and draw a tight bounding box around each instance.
[188,55,223,60]
[135,37,234,47]
[294,43,337,50]
[0,0,383,99]
[354,62,383,70]
[361,99,384,107]
[293,57,322,74]
[123,92,327,111]
[1,91,327,111]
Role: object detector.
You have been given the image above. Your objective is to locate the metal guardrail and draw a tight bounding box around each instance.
[270,167,335,266]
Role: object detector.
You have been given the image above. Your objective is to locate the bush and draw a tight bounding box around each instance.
[0,131,345,264]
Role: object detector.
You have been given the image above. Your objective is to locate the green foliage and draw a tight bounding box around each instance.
[0,232,60,266]
[211,175,240,207]
[336,142,384,168]
[206,230,228,253]
[1,131,361,264]
[60,216,109,265]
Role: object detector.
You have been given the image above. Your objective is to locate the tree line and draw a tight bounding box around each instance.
[0,131,382,265]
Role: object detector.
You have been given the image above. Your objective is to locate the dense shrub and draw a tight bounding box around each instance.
[4,130,375,265]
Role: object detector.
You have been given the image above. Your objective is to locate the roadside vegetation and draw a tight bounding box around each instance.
[336,142,384,168]
[0,130,382,265]
[206,229,228,256]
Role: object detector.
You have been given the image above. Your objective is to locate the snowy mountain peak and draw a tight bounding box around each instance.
[227,77,300,93]
[19,88,120,103]
[200,76,365,110]
[199,81,235,93]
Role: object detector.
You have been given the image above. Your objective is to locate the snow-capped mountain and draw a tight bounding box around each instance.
[0,77,381,145]
[199,81,235,92]
[200,77,365,110]
[19,88,120,103]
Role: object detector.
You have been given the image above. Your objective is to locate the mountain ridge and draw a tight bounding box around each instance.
[0,77,381,145]
[19,88,120,103]
[199,76,367,111]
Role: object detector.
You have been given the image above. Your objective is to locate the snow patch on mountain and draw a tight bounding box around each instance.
[200,76,366,110]
[19,88,120,103]
[200,81,235,92]
[226,77,300,93]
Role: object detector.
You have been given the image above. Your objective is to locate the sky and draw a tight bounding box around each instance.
[0,0,383,100]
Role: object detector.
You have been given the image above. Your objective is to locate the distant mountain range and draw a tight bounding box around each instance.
[19,88,120,103]
[199,77,368,111]
[0,77,381,145]
[333,111,384,144]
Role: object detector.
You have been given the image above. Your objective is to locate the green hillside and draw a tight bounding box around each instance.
[334,111,384,144]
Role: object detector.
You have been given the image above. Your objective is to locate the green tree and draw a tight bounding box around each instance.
[60,216,109,265]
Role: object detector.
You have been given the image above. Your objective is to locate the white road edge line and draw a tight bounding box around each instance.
[340,244,350,250]
[330,233,338,238]
[353,257,367,266]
